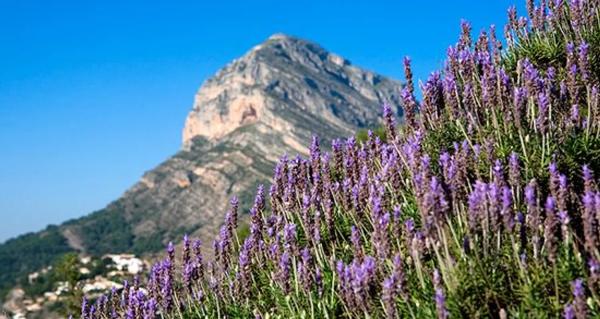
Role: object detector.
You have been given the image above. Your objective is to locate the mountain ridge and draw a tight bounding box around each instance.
[0,33,404,298]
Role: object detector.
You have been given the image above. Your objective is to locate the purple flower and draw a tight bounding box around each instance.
[192,239,204,280]
[578,42,590,81]
[443,74,459,116]
[570,0,583,29]
[405,219,415,233]
[236,237,253,297]
[536,91,550,134]
[581,191,598,254]
[435,288,449,319]
[556,174,569,211]
[567,46,580,102]
[182,234,191,261]
[459,19,472,49]
[523,59,542,93]
[544,196,559,263]
[473,143,481,159]
[337,256,378,312]
[392,253,407,298]
[507,6,518,31]
[298,247,314,292]
[337,261,354,309]
[229,195,239,227]
[564,304,575,319]
[382,103,397,140]
[250,186,265,238]
[277,250,292,294]
[526,180,542,258]
[354,256,376,309]
[582,165,595,193]
[571,278,587,319]
[468,181,486,231]
[401,86,418,129]
[310,135,321,161]
[433,269,449,319]
[559,210,571,226]
[160,260,174,311]
[372,212,391,261]
[513,87,527,128]
[381,277,397,318]
[493,159,505,185]
[89,305,97,318]
[216,223,232,271]
[508,152,520,188]
[517,212,527,253]
[182,262,194,292]
[426,177,448,224]
[351,225,363,260]
[283,222,297,252]
[589,258,600,288]
[167,242,175,263]
[301,192,314,241]
[315,267,324,297]
[501,186,514,231]
[404,56,415,94]
[143,298,158,319]
[421,71,444,124]
[570,104,580,127]
[324,196,334,235]
[525,181,537,212]
[549,161,560,197]
[81,297,89,319]
[331,138,344,170]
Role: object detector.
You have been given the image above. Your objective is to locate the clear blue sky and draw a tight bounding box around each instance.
[0,0,525,242]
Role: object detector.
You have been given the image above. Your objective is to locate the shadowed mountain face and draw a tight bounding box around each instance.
[0,34,403,293]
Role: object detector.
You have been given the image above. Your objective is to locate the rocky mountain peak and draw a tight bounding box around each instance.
[267,32,291,41]
[182,34,401,148]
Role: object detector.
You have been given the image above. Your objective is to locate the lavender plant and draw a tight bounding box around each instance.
[81,0,600,317]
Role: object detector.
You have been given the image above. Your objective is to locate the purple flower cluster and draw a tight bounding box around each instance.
[82,0,600,317]
[337,256,377,313]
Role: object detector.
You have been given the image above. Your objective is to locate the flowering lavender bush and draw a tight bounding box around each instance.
[81,0,600,318]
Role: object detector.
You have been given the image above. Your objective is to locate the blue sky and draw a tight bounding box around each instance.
[0,0,525,242]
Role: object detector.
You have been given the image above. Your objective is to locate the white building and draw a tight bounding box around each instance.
[104,254,145,274]
[82,277,123,294]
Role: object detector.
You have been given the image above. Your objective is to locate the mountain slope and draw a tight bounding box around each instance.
[0,33,404,294]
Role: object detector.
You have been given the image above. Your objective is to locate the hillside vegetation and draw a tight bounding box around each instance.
[0,226,72,299]
[84,0,600,318]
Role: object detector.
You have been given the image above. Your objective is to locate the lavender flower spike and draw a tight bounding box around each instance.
[571,278,587,319]
[383,103,397,140]
[433,269,449,319]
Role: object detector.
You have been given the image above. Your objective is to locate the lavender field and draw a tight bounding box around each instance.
[81,0,600,317]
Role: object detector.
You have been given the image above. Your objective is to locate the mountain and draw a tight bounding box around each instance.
[0,33,404,296]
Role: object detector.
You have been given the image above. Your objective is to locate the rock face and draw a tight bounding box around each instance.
[182,33,402,149]
[0,33,403,296]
